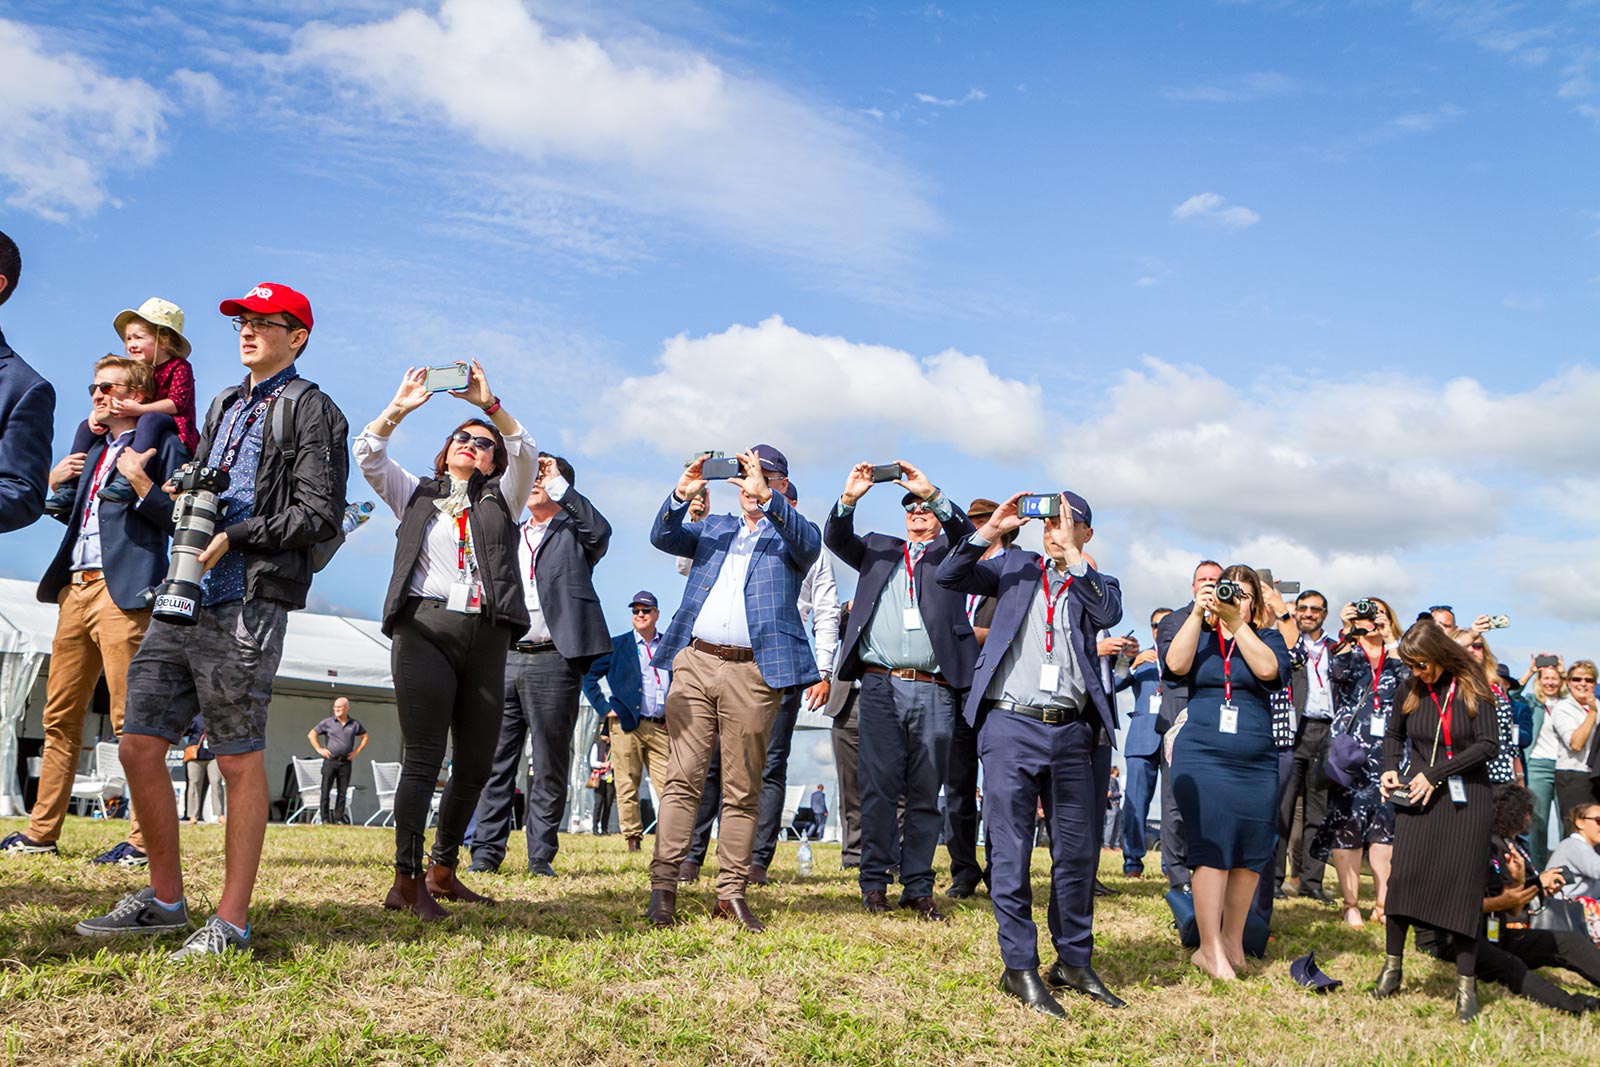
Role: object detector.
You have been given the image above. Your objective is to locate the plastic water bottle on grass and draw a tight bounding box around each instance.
[797,838,813,878]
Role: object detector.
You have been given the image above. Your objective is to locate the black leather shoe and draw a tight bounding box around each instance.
[713,897,766,932]
[1456,975,1479,1022]
[1300,886,1336,906]
[899,896,949,922]
[1371,954,1404,999]
[646,889,677,927]
[945,880,979,899]
[999,968,1066,1018]
[1045,960,1126,1009]
[527,860,557,877]
[862,889,891,914]
[1272,886,1289,900]
[678,860,700,883]
[747,864,770,887]
[1092,878,1119,897]
[466,856,499,874]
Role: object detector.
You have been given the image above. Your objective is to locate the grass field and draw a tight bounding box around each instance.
[1,817,1597,1066]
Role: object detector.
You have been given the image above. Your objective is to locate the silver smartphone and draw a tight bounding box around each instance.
[423,363,471,393]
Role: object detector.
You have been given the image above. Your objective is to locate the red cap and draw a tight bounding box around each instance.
[219,283,313,331]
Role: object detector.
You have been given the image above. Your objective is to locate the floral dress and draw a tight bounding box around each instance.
[1311,645,1410,858]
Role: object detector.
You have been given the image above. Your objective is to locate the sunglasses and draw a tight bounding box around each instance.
[1569,676,1597,685]
[631,607,656,615]
[450,430,496,451]
[903,503,934,514]
[1469,643,1485,651]
[87,381,131,396]
[1428,605,1454,613]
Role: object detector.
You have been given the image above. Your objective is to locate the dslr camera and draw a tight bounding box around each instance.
[1354,599,1378,621]
[1213,580,1242,603]
[151,462,231,626]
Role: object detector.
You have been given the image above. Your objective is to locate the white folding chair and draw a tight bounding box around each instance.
[285,757,324,824]
[72,741,130,817]
[366,761,402,827]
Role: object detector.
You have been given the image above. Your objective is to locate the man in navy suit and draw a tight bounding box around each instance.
[1117,608,1169,877]
[2,356,187,862]
[0,230,55,534]
[826,459,976,921]
[645,445,820,932]
[581,590,672,850]
[936,490,1126,1016]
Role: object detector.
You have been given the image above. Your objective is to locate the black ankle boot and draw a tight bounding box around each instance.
[1455,975,1479,1022]
[1371,954,1403,998]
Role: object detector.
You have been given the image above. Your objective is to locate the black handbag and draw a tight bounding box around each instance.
[1529,896,1589,935]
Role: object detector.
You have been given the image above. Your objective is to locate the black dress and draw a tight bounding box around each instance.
[1382,675,1499,938]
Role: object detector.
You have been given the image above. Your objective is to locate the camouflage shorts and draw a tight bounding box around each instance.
[122,599,289,756]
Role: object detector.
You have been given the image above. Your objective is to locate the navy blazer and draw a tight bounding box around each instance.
[650,490,822,689]
[1118,661,1162,758]
[581,630,659,733]
[523,486,613,660]
[38,431,191,610]
[935,536,1123,734]
[0,331,56,534]
[823,499,977,687]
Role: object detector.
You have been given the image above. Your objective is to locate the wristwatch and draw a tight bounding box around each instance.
[1277,611,1292,623]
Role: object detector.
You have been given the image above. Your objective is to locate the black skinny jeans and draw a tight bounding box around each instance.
[390,598,511,875]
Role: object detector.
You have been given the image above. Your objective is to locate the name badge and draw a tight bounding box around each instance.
[904,607,923,631]
[1447,776,1467,805]
[1038,662,1061,692]
[1487,915,1500,943]
[446,581,482,614]
[1513,724,1522,747]
[1219,702,1239,735]
[1369,714,1387,738]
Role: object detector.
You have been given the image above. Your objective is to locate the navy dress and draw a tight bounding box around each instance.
[1165,623,1292,870]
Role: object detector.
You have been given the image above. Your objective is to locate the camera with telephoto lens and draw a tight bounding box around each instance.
[1354,599,1378,621]
[1213,580,1242,603]
[150,462,231,626]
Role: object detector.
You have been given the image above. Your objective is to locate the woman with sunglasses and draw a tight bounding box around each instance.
[1375,620,1501,1021]
[1520,656,1568,866]
[355,361,536,919]
[1548,661,1600,837]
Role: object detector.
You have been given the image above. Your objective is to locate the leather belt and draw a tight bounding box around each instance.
[514,641,557,654]
[639,715,667,724]
[993,700,1083,726]
[70,569,105,586]
[863,665,950,688]
[691,639,754,662]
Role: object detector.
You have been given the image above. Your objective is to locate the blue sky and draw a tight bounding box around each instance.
[3,2,1598,784]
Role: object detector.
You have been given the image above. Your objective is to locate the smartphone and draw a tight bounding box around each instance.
[686,449,724,468]
[869,463,903,484]
[1535,655,1559,669]
[422,362,470,393]
[701,455,742,480]
[1257,568,1275,588]
[1276,580,1301,596]
[1018,494,1060,518]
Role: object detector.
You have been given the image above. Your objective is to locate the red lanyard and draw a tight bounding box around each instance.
[81,439,121,526]
[523,521,546,579]
[1217,628,1238,703]
[1039,559,1072,656]
[455,512,472,576]
[1429,679,1458,759]
[903,543,919,604]
[644,635,662,688]
[1307,639,1327,689]
[1362,644,1386,716]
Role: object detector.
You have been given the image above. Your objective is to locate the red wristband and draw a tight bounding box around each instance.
[482,396,502,416]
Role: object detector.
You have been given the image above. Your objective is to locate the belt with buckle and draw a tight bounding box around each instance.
[70,569,105,586]
[515,640,557,655]
[992,699,1083,726]
[863,665,950,688]
[691,639,754,662]
[639,715,667,724]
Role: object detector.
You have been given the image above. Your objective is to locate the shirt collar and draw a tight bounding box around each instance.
[240,363,300,400]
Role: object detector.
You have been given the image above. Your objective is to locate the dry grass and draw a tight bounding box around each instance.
[1,816,1597,1066]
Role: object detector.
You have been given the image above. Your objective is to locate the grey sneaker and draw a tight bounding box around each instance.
[169,915,250,960]
[75,887,189,937]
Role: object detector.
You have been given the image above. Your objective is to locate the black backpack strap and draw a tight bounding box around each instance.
[269,377,318,458]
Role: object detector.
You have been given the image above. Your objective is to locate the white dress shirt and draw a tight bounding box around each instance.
[1299,634,1335,720]
[514,473,571,644]
[799,552,841,675]
[690,511,769,648]
[70,429,134,571]
[636,630,668,717]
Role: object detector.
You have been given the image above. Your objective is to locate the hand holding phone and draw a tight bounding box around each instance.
[869,463,903,484]
[422,362,471,393]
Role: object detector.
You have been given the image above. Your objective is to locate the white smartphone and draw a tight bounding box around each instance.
[423,363,470,393]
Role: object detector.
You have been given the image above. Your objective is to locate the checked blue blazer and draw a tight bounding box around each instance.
[649,490,822,689]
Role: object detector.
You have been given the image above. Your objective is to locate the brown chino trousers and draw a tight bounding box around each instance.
[610,714,671,838]
[649,645,783,899]
[28,580,149,848]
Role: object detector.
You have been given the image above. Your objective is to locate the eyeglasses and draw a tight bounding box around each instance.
[87,381,131,396]
[232,316,296,334]
[631,607,656,616]
[450,430,496,451]
[1296,605,1327,614]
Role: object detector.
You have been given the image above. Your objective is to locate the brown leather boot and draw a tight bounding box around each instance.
[647,889,678,927]
[384,870,449,921]
[425,862,494,904]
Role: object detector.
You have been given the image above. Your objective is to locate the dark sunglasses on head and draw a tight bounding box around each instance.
[450,430,496,451]
[1428,604,1454,614]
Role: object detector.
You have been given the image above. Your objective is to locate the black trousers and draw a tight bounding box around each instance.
[1275,718,1330,891]
[472,646,590,868]
[1555,770,1597,837]
[945,703,986,888]
[751,687,802,869]
[320,756,353,822]
[1159,745,1191,889]
[593,779,615,834]
[389,599,510,875]
[1421,924,1600,1013]
[831,690,862,867]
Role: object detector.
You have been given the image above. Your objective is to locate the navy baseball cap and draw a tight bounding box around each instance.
[1062,490,1093,526]
[628,591,658,610]
[751,444,788,477]
[1289,952,1343,993]
[783,480,797,502]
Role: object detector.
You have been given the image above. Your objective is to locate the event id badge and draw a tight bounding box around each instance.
[1487,915,1500,943]
[1039,662,1061,692]
[1218,702,1239,735]
[1370,714,1387,738]
[904,607,923,631]
[446,580,482,614]
[1447,776,1467,805]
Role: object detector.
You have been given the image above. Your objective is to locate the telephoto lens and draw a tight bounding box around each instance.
[152,463,231,625]
[1213,580,1241,603]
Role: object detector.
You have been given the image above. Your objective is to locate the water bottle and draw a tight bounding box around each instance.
[797,838,813,878]
[341,501,375,534]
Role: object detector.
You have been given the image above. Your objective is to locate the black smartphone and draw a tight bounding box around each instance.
[1277,580,1301,596]
[1257,568,1275,588]
[1535,655,1559,669]
[701,455,741,480]
[869,463,903,483]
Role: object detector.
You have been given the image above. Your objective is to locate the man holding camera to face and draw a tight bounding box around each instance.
[644,446,820,932]
[936,490,1125,1016]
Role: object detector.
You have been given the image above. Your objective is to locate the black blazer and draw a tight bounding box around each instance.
[824,500,977,688]
[523,487,612,660]
[38,432,190,610]
[0,332,56,534]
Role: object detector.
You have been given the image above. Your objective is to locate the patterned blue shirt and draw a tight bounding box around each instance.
[200,365,300,606]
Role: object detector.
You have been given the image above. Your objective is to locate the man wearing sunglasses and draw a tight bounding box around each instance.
[582,592,672,849]
[470,453,612,874]
[3,357,189,865]
[77,283,349,958]
[825,460,977,923]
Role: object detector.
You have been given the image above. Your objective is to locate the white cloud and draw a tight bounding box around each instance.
[1164,71,1297,103]
[286,0,936,266]
[169,68,229,122]
[0,19,170,221]
[585,315,1047,463]
[1120,534,1413,614]
[1518,541,1600,623]
[1171,192,1261,229]
[913,88,988,107]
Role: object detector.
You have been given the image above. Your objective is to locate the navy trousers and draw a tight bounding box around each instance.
[978,708,1099,970]
[944,705,985,887]
[1120,750,1160,872]
[751,687,803,869]
[858,672,954,900]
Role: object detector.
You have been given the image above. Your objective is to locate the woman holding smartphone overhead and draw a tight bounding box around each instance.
[354,360,536,920]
